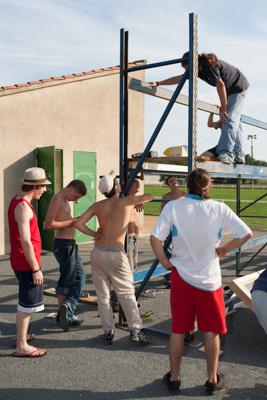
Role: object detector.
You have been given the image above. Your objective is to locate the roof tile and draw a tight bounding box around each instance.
[15,83,30,88]
[0,60,146,92]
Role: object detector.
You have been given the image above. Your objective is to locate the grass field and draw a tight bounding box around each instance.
[144,186,267,230]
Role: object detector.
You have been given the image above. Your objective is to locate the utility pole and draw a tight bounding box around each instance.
[247,134,257,166]
[247,134,257,188]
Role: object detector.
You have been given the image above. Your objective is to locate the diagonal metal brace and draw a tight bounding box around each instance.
[135,233,172,300]
[124,71,188,195]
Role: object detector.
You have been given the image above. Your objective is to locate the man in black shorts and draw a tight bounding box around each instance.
[8,167,51,357]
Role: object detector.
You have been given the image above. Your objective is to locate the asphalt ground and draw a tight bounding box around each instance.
[0,232,267,400]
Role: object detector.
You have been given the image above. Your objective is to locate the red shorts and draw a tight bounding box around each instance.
[170,268,227,334]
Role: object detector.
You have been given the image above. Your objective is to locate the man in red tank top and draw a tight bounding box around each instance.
[8,167,51,357]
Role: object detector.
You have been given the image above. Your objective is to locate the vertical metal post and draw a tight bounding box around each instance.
[123,31,129,190]
[188,13,198,173]
[119,29,125,188]
[125,72,187,194]
[119,29,128,327]
[236,176,241,275]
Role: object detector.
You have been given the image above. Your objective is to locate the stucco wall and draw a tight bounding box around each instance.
[0,68,145,254]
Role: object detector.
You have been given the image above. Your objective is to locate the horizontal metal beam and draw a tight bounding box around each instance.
[129,78,267,132]
[129,161,188,173]
[241,115,267,131]
[130,159,267,179]
[196,160,267,179]
[127,57,186,72]
[129,168,188,176]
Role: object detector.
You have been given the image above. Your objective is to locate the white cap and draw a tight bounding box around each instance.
[98,171,115,195]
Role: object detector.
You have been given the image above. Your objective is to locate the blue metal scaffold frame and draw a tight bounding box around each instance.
[118,13,267,332]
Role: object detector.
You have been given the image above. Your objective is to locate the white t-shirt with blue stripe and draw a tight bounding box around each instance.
[151,194,252,291]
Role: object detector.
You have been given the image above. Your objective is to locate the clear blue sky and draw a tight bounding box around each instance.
[1,0,267,160]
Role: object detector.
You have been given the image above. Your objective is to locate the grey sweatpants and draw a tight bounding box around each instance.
[91,247,143,333]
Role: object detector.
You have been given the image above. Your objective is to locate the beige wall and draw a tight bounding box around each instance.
[0,68,145,254]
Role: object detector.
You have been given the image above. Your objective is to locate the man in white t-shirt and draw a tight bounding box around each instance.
[150,168,252,395]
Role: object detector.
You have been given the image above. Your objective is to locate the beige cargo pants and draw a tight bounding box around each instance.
[91,247,143,332]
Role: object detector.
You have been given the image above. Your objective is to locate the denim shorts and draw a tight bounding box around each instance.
[14,270,44,313]
[53,238,84,296]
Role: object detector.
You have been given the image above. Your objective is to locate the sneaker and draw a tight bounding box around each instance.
[200,146,218,160]
[204,373,230,395]
[110,290,120,313]
[184,330,195,344]
[234,158,245,164]
[163,371,181,394]
[129,329,152,345]
[164,272,171,289]
[70,315,83,327]
[59,304,72,332]
[216,154,233,164]
[104,330,114,345]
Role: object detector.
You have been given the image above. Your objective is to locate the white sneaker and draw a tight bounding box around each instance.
[216,154,233,164]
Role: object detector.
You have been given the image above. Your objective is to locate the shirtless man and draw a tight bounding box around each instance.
[75,171,154,345]
[110,178,141,313]
[161,176,185,212]
[45,180,95,331]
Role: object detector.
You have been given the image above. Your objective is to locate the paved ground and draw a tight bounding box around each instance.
[0,224,267,400]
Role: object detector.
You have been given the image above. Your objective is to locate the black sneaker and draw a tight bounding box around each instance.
[70,315,83,327]
[104,330,114,345]
[56,311,60,325]
[163,371,180,394]
[205,373,229,395]
[129,329,152,345]
[164,272,171,289]
[59,304,72,332]
[110,290,119,313]
[184,330,195,343]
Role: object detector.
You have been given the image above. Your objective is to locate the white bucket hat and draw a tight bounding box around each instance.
[22,167,51,185]
[98,171,115,195]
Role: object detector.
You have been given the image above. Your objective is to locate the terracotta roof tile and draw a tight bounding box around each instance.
[15,83,30,88]
[2,85,17,90]
[84,71,96,75]
[28,80,42,85]
[0,60,146,92]
[51,76,65,81]
[62,74,75,79]
[40,78,54,83]
[73,72,85,77]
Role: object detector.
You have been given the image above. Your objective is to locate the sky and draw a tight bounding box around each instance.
[1,0,267,160]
